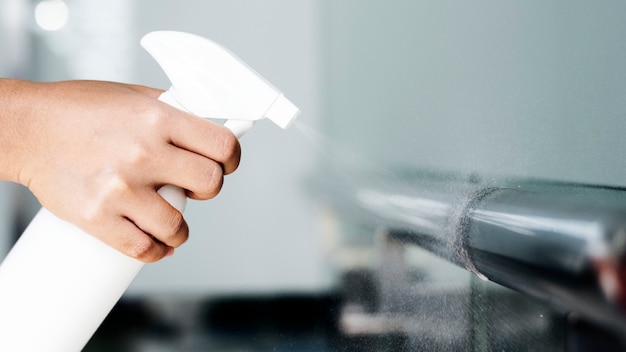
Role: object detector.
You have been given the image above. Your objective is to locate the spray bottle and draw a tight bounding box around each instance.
[0,31,299,351]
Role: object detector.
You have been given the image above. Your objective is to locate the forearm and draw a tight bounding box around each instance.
[0,78,37,185]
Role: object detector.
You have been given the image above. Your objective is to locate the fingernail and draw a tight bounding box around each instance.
[165,247,175,257]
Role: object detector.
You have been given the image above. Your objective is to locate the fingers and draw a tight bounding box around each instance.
[156,144,225,200]
[124,189,189,249]
[163,107,242,175]
[108,190,189,263]
[107,217,176,263]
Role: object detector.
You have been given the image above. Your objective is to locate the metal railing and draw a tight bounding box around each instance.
[320,169,626,335]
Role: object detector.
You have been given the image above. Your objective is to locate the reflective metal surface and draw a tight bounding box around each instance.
[319,169,626,338]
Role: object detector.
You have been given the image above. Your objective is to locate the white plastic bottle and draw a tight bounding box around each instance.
[0,31,299,351]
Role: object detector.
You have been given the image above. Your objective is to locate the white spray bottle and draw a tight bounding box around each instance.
[0,31,299,351]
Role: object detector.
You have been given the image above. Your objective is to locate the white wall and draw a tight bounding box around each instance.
[321,1,626,187]
[0,0,31,78]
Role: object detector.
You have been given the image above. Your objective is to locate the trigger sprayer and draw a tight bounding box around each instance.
[0,31,299,351]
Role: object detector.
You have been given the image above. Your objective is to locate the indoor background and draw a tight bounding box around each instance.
[1,1,626,351]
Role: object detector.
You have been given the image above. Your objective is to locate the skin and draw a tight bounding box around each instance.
[0,79,241,263]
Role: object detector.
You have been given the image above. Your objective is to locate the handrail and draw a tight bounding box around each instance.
[320,169,626,334]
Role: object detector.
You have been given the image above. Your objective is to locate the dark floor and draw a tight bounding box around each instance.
[85,293,417,352]
[85,294,342,352]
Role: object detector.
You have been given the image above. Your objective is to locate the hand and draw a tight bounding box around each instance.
[0,79,241,262]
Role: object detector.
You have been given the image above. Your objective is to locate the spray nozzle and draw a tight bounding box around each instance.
[141,31,300,137]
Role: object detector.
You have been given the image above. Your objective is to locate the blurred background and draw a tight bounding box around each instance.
[2,0,626,351]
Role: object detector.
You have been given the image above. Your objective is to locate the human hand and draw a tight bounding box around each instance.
[0,79,240,262]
